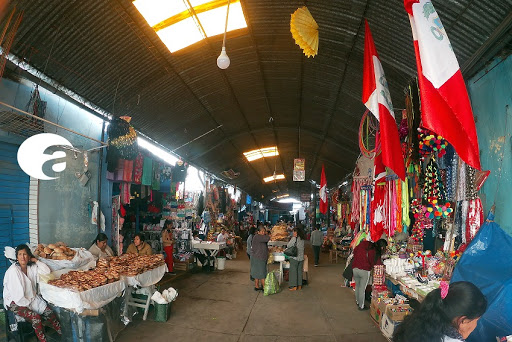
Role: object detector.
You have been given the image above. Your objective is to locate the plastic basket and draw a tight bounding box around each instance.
[154,303,171,322]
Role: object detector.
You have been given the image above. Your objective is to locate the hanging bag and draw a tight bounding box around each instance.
[284,238,298,257]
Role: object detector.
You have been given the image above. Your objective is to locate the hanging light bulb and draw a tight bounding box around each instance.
[217,47,230,69]
[217,0,231,69]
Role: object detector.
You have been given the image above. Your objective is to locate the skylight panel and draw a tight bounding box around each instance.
[263,174,285,183]
[198,2,247,37]
[157,17,204,53]
[243,146,279,162]
[133,0,188,27]
[133,0,247,53]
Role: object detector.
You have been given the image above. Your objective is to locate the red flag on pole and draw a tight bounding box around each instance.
[362,20,405,180]
[319,164,327,214]
[404,0,481,170]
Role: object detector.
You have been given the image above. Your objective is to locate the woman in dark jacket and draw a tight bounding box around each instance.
[250,226,270,291]
[352,239,387,310]
[287,227,305,291]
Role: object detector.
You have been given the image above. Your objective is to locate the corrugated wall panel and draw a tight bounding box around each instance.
[0,142,30,291]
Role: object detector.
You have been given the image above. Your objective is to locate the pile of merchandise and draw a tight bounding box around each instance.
[48,269,120,291]
[107,254,165,276]
[34,242,76,260]
[270,223,289,241]
[47,254,165,291]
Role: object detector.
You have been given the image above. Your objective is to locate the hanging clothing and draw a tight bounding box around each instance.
[152,162,161,191]
[466,198,483,242]
[133,153,144,184]
[141,157,153,186]
[370,184,386,241]
[120,183,131,205]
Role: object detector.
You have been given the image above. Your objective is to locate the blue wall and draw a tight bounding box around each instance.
[0,76,112,247]
[469,54,512,236]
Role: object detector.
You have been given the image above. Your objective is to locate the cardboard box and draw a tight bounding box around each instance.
[384,304,411,322]
[380,314,401,339]
[370,298,385,324]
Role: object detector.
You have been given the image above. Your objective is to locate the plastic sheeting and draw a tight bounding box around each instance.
[40,280,126,313]
[451,212,512,342]
[124,264,166,288]
[35,248,96,271]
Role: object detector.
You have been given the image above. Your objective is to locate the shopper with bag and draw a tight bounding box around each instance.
[250,226,270,291]
[286,227,305,291]
[352,239,387,310]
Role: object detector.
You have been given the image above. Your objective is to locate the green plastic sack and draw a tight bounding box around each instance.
[263,271,280,296]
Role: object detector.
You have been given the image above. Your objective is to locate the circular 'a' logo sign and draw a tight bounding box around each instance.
[17,133,73,180]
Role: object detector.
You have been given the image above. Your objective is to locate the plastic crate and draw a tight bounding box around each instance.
[154,303,172,322]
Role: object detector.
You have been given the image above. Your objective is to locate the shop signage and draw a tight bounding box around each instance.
[17,133,72,180]
[293,158,305,182]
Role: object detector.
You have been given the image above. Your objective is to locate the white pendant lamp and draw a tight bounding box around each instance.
[217,0,231,69]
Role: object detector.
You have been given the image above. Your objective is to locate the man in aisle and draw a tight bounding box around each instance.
[192,231,211,272]
[311,224,323,267]
[217,228,234,259]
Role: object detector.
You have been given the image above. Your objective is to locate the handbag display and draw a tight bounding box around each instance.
[284,238,298,257]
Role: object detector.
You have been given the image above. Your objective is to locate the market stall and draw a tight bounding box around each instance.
[38,254,167,341]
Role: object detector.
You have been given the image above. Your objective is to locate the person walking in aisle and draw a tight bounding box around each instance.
[352,238,387,310]
[246,226,256,281]
[250,226,270,291]
[393,281,487,342]
[162,220,176,275]
[287,227,305,291]
[311,224,323,266]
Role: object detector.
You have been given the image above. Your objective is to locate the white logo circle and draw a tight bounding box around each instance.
[17,133,73,180]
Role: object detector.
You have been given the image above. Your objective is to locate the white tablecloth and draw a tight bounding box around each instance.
[40,266,166,313]
[40,279,125,313]
[124,264,167,288]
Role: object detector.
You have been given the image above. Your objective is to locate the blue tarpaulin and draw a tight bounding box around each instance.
[451,212,512,341]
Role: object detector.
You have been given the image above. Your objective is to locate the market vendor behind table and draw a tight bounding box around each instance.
[89,233,115,259]
[3,244,62,341]
[126,233,153,255]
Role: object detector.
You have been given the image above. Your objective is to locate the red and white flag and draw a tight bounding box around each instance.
[319,164,328,214]
[362,20,405,181]
[405,0,481,170]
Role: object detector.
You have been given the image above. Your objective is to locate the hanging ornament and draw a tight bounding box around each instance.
[290,6,318,58]
[417,127,449,160]
[422,158,445,203]
[425,199,453,219]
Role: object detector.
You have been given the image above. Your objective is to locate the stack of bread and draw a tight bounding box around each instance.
[48,268,120,292]
[108,254,165,276]
[34,242,76,260]
[270,223,289,241]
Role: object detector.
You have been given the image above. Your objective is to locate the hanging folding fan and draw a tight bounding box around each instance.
[290,6,318,58]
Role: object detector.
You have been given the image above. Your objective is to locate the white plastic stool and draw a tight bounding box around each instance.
[124,286,155,321]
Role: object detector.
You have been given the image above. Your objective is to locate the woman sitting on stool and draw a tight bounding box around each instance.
[3,244,62,342]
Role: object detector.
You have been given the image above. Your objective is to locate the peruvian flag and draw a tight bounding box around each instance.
[362,20,405,181]
[319,164,328,214]
[405,0,481,170]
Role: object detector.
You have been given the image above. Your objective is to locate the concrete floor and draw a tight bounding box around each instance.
[116,245,387,342]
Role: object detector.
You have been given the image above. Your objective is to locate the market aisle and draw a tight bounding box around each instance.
[116,244,386,342]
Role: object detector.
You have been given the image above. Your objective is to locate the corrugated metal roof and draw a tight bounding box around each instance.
[2,0,511,198]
